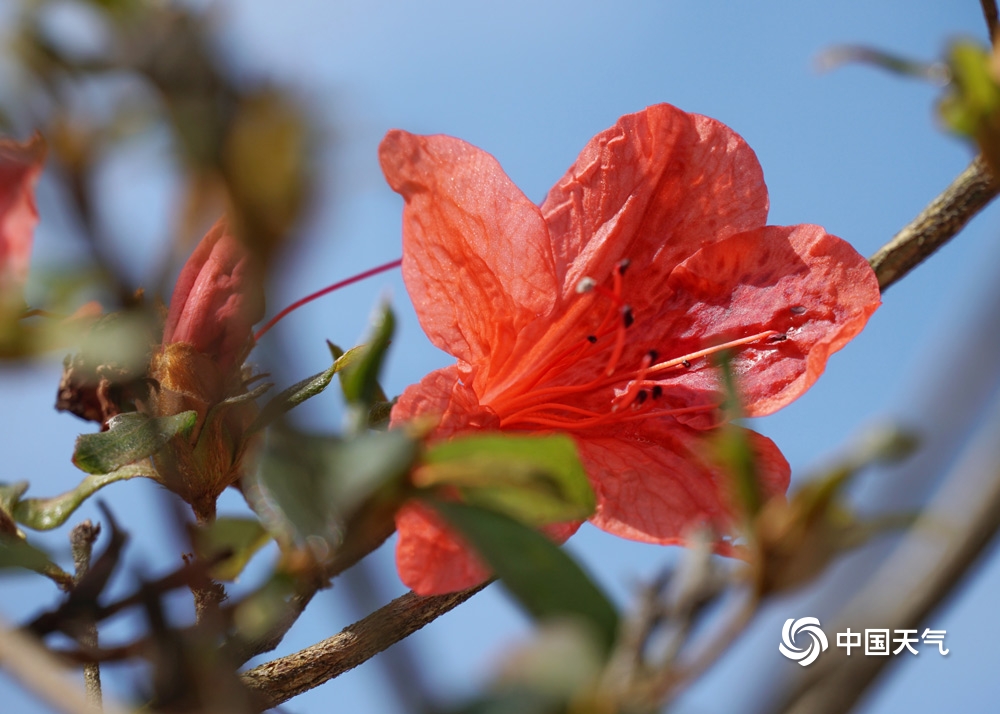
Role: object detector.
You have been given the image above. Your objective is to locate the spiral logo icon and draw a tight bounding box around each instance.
[779,617,828,666]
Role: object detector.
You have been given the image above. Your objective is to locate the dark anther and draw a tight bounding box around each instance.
[770,333,788,342]
[790,305,806,315]
[651,385,663,399]
[682,359,691,368]
[587,335,598,344]
[647,349,659,363]
[617,259,631,275]
[636,389,648,404]
[622,306,634,328]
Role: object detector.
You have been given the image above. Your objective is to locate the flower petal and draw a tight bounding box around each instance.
[395,500,492,595]
[390,364,500,437]
[163,219,264,371]
[0,134,45,298]
[540,104,769,306]
[657,224,880,416]
[379,130,560,390]
[395,499,582,596]
[579,424,789,545]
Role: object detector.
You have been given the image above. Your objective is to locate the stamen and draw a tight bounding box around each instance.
[255,258,402,341]
[576,277,597,294]
[644,330,779,378]
[610,350,656,410]
[502,401,718,430]
[651,385,663,399]
[604,306,632,376]
[587,335,598,344]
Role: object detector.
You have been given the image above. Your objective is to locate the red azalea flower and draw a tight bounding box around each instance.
[0,134,45,301]
[379,104,881,595]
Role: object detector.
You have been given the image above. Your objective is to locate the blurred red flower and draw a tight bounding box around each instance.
[0,134,45,302]
[380,104,881,595]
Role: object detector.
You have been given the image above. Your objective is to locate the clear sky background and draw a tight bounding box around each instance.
[3,1,1000,712]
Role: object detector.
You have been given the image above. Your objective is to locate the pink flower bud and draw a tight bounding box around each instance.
[162,219,264,371]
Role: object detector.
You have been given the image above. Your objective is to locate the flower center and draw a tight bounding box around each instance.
[489,260,781,432]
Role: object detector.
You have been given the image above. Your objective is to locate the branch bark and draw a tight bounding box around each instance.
[241,584,487,709]
[869,155,998,291]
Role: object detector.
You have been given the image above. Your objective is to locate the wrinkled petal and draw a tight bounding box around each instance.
[391,364,500,437]
[580,424,789,545]
[395,501,491,595]
[379,130,560,392]
[540,104,769,307]
[395,498,582,596]
[163,219,264,370]
[0,134,45,298]
[655,224,880,416]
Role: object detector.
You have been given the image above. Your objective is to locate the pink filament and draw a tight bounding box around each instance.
[254,258,403,342]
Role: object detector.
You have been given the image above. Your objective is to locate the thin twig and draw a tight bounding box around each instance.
[241,584,487,710]
[70,521,102,711]
[982,0,1000,46]
[869,155,999,291]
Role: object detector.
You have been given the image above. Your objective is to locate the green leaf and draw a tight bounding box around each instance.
[431,500,618,653]
[0,536,56,574]
[13,463,155,530]
[0,481,28,517]
[231,572,298,641]
[247,343,370,434]
[72,411,197,475]
[421,434,594,527]
[940,41,1000,138]
[192,517,272,581]
[245,429,418,555]
[711,351,761,518]
[339,305,393,409]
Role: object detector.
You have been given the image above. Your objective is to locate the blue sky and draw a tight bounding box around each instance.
[3,1,1000,712]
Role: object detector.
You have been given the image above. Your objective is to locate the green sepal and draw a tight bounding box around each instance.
[430,500,619,653]
[72,411,197,475]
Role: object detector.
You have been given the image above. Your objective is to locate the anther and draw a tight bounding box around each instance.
[587,335,598,344]
[651,385,663,399]
[622,306,634,328]
[648,349,658,363]
[769,333,788,342]
[790,305,806,315]
[682,359,691,368]
[576,277,597,294]
[636,389,648,405]
[617,259,631,275]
